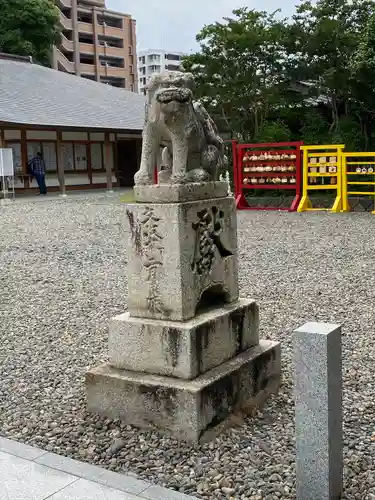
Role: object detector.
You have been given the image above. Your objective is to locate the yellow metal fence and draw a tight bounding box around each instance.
[342,152,375,214]
[297,144,345,212]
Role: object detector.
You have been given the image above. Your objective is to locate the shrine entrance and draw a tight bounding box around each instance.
[117,138,142,187]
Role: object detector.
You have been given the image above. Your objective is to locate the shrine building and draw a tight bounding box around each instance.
[0,53,144,194]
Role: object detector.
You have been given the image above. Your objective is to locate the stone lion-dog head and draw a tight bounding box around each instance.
[146,71,196,122]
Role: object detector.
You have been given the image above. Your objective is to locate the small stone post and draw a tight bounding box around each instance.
[293,322,343,500]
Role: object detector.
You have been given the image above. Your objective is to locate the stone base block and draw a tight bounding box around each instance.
[86,340,281,442]
[125,197,238,321]
[109,298,259,380]
[134,181,229,203]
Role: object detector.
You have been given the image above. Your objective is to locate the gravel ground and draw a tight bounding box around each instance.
[1,193,375,500]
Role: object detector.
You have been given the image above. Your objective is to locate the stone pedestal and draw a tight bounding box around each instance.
[125,195,238,321]
[86,183,281,441]
[109,298,259,379]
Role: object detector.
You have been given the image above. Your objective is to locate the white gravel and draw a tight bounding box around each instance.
[1,193,375,500]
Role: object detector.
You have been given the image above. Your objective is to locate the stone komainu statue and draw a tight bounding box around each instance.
[134,71,227,185]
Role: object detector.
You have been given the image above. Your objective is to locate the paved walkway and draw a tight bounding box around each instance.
[0,437,193,500]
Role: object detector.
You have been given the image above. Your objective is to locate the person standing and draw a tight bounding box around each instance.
[28,152,47,195]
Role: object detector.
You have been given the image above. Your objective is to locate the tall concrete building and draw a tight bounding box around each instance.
[53,0,137,91]
[138,49,185,94]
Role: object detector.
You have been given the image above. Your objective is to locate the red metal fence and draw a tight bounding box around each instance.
[233,141,303,211]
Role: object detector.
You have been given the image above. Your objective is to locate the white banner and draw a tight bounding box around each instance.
[0,148,14,177]
[0,148,15,202]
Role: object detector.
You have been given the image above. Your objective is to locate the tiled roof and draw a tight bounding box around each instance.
[0,58,145,131]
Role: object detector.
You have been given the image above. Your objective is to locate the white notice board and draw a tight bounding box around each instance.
[74,144,87,170]
[42,142,57,172]
[0,148,14,177]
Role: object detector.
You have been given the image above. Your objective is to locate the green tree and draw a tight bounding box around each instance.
[330,116,363,151]
[182,8,291,140]
[183,1,375,148]
[0,0,60,66]
[255,120,292,143]
[349,11,375,148]
[286,0,375,133]
[300,110,329,145]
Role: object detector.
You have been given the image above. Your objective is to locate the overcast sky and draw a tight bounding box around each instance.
[107,1,296,53]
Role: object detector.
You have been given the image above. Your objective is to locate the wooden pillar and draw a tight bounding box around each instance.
[57,131,66,196]
[87,141,93,185]
[21,129,29,189]
[105,132,113,192]
[113,134,119,186]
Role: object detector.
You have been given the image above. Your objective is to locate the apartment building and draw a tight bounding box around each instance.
[138,49,186,94]
[53,0,137,91]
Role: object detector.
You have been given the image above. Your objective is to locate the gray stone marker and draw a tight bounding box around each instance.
[294,322,343,500]
[86,70,281,441]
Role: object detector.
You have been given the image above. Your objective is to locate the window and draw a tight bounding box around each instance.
[165,64,181,71]
[90,143,103,170]
[61,143,88,171]
[27,142,57,172]
[79,34,94,44]
[100,77,126,88]
[6,142,22,174]
[100,57,124,68]
[149,65,160,73]
[98,36,123,48]
[61,8,71,20]
[63,30,73,42]
[42,143,57,171]
[166,54,181,61]
[77,12,92,23]
[61,143,74,171]
[74,144,87,170]
[80,55,95,65]
[97,15,123,29]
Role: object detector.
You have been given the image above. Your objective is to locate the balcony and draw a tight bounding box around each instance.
[96,23,124,39]
[106,67,127,78]
[98,44,125,58]
[79,42,95,55]
[99,65,126,78]
[80,63,95,74]
[100,76,126,88]
[54,47,74,73]
[56,0,72,7]
[60,33,74,52]
[79,0,105,5]
[147,65,161,74]
[59,11,72,30]
[78,21,93,34]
